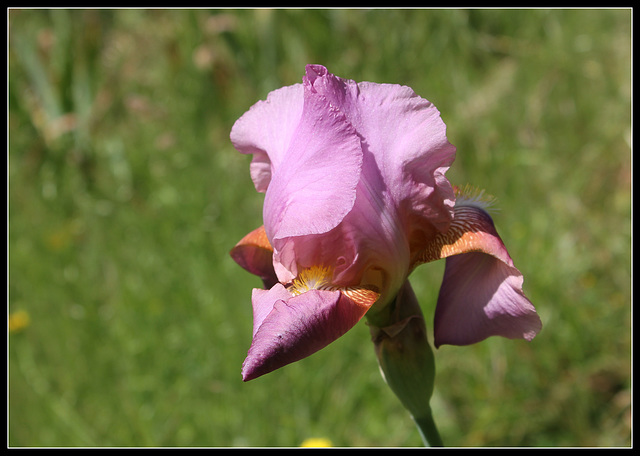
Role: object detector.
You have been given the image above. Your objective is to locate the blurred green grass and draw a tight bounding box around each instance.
[8,8,631,447]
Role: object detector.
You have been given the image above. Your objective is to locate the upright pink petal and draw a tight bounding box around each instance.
[242,285,378,381]
[304,65,457,240]
[263,77,363,243]
[230,84,304,192]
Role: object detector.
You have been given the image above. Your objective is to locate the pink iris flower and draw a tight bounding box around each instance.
[230,64,541,381]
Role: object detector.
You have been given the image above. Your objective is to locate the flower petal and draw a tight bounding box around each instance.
[273,65,456,298]
[416,202,541,346]
[356,81,457,236]
[434,252,541,346]
[230,84,304,192]
[249,284,292,338]
[414,204,513,268]
[263,69,363,243]
[304,64,456,242]
[230,226,277,289]
[242,285,378,381]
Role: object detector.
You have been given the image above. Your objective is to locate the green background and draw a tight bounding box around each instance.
[8,8,631,447]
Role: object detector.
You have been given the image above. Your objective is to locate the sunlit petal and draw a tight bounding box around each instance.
[242,285,378,381]
[263,77,363,242]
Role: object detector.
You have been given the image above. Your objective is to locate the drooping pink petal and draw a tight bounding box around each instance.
[433,252,542,347]
[242,285,378,381]
[415,202,541,347]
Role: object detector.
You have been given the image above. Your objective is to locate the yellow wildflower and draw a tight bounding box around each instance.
[300,437,332,447]
[9,310,30,333]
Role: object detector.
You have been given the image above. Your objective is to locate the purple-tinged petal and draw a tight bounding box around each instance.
[413,202,541,347]
[434,252,541,347]
[242,285,378,381]
[230,226,277,289]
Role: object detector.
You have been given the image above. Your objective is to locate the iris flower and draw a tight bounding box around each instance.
[230,64,541,384]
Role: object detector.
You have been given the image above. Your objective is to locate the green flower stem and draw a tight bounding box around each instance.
[367,281,443,447]
[414,412,443,447]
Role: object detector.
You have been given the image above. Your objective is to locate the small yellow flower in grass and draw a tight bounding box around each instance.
[300,437,332,447]
[9,310,31,333]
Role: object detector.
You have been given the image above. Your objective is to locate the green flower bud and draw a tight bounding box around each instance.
[368,281,442,447]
